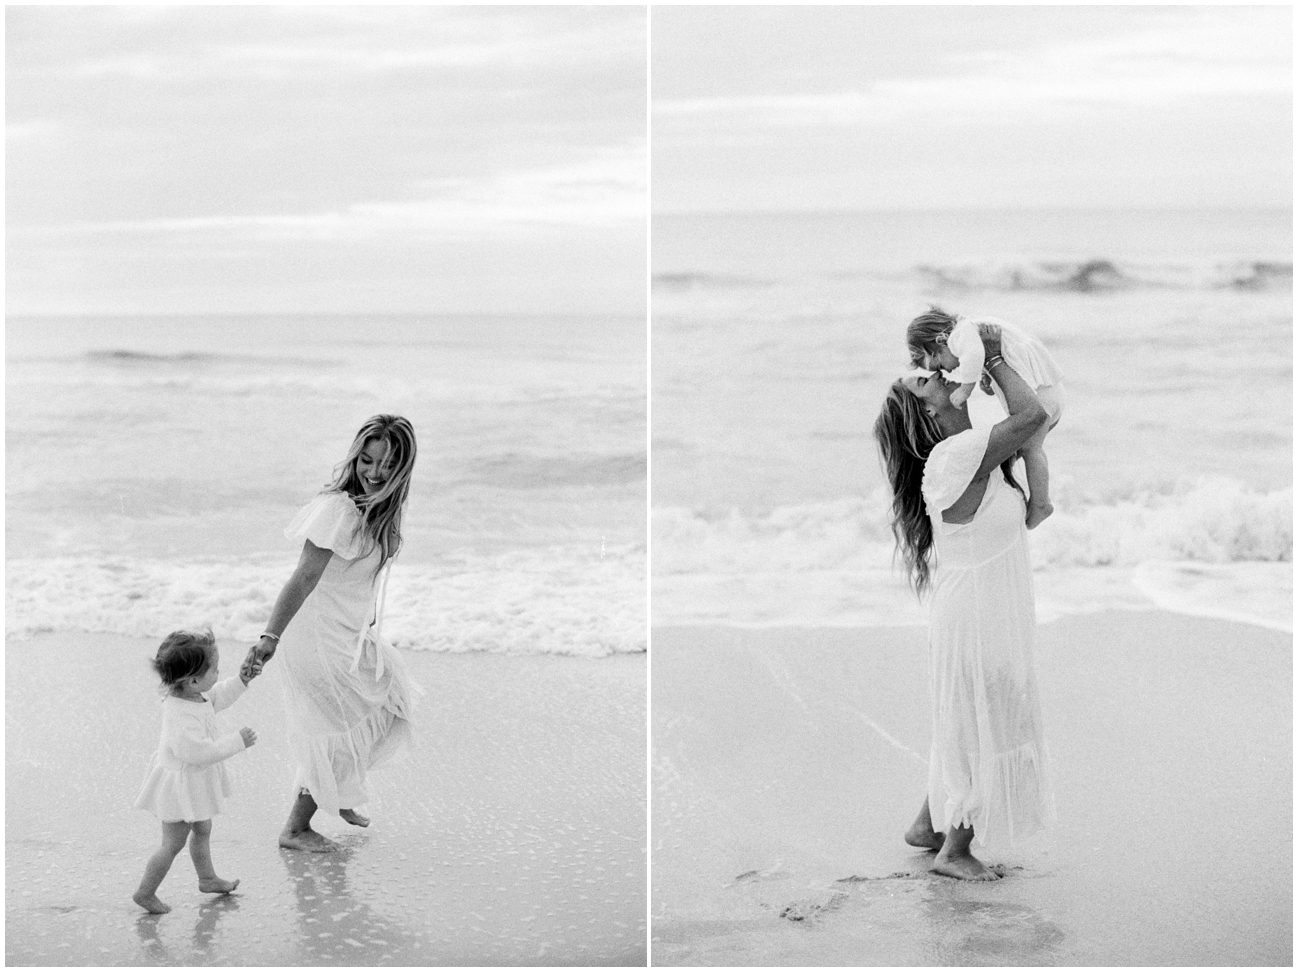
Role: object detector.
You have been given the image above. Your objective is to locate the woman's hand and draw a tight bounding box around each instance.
[254,635,278,663]
[977,321,1003,358]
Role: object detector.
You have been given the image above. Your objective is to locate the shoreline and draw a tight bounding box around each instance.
[651,609,1292,966]
[6,634,646,967]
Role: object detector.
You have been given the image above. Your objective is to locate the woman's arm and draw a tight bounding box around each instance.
[253,540,333,662]
[941,325,1047,523]
[972,325,1047,478]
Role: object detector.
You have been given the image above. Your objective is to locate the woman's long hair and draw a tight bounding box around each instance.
[874,380,1027,596]
[873,381,942,595]
[326,414,417,574]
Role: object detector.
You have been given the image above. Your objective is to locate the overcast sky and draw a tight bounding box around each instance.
[652,5,1292,213]
[6,6,646,315]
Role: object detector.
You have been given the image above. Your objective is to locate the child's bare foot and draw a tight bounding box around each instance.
[1025,500,1054,529]
[279,827,339,852]
[339,808,370,827]
[904,819,944,851]
[931,850,1000,881]
[133,891,171,914]
[198,877,239,894]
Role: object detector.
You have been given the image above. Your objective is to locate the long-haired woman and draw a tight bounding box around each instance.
[873,324,1055,880]
[246,414,419,851]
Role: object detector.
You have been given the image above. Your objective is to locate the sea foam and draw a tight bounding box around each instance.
[653,477,1291,630]
[6,544,646,657]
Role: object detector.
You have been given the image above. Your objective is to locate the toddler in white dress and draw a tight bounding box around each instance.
[132,629,260,914]
[908,307,1064,529]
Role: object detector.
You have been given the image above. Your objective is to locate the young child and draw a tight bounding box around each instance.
[133,629,260,915]
[907,307,1064,529]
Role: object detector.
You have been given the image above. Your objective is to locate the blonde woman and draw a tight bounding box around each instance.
[873,325,1054,880]
[245,414,419,852]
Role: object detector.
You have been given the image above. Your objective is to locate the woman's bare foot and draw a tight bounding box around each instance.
[904,819,944,851]
[905,797,943,850]
[133,891,171,914]
[198,877,240,894]
[931,850,1000,881]
[339,808,370,827]
[279,828,339,853]
[1025,500,1054,529]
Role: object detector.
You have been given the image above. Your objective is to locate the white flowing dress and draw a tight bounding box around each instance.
[921,427,1054,847]
[280,491,417,814]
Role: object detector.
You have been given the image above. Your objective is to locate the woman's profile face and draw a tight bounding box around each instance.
[901,371,952,415]
[356,437,396,494]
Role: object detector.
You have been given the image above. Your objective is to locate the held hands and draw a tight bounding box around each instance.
[239,727,258,748]
[239,635,278,683]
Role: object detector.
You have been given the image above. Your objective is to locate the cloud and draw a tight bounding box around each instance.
[44,7,643,83]
[656,11,1290,129]
[14,143,647,242]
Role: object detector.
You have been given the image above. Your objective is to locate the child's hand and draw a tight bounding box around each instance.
[949,382,974,409]
[979,372,995,396]
[239,647,262,684]
[240,727,258,748]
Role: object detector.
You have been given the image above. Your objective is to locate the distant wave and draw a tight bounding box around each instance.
[84,349,302,365]
[658,259,1291,295]
[5,544,646,657]
[652,272,777,290]
[88,349,226,363]
[913,258,1292,292]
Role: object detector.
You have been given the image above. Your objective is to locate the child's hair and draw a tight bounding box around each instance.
[325,414,418,575]
[151,628,217,691]
[906,305,960,365]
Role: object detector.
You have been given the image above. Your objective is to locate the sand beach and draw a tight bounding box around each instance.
[6,633,646,966]
[651,611,1291,966]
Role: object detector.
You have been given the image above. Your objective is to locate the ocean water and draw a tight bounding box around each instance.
[652,209,1292,631]
[6,314,646,655]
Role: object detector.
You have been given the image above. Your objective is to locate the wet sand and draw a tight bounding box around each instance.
[6,633,645,966]
[652,611,1291,966]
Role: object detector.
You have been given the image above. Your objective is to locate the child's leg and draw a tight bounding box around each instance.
[188,819,240,894]
[1023,417,1058,529]
[133,821,192,914]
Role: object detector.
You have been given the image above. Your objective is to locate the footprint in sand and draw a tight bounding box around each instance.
[778,892,849,923]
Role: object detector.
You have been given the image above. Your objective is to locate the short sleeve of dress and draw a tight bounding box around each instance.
[922,427,992,514]
[285,492,364,559]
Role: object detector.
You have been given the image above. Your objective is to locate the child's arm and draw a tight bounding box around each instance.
[207,676,247,714]
[950,382,976,408]
[165,709,250,766]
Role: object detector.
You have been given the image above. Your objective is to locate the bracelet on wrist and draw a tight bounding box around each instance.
[260,631,280,643]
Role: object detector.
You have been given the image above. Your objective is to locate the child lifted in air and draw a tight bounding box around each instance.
[907,307,1064,529]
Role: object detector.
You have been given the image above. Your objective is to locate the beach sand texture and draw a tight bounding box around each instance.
[7,634,646,966]
[652,611,1291,966]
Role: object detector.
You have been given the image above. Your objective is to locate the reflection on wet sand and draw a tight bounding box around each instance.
[919,881,1066,966]
[279,840,429,965]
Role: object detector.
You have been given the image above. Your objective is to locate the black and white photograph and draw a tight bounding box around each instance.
[650,5,1291,966]
[6,5,646,966]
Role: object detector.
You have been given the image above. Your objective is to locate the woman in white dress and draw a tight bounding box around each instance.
[244,414,419,852]
[873,324,1054,881]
